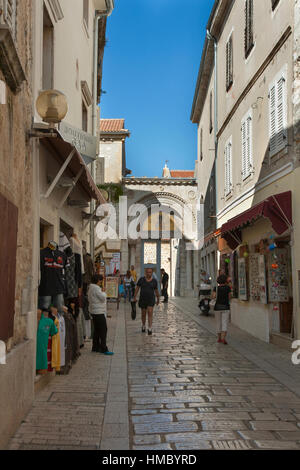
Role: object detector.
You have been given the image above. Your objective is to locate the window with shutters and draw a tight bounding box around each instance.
[225,138,233,196]
[241,110,253,180]
[244,0,254,58]
[269,69,287,157]
[226,34,233,91]
[200,128,203,161]
[0,0,16,39]
[209,91,213,134]
[271,0,280,11]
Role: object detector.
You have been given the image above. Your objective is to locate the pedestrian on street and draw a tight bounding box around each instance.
[211,274,232,345]
[88,274,114,356]
[133,268,160,335]
[124,270,134,302]
[130,265,137,283]
[161,268,169,303]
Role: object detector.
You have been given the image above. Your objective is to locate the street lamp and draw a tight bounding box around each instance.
[36,90,68,126]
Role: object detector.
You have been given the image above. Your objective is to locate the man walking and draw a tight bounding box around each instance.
[133,268,160,335]
[161,268,169,303]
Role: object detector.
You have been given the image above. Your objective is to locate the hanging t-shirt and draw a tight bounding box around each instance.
[58,314,66,368]
[51,317,61,372]
[36,314,58,370]
[39,247,69,296]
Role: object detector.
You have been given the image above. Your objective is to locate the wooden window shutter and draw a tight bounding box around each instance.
[269,83,277,156]
[226,35,233,91]
[3,0,16,38]
[0,192,18,342]
[245,0,254,58]
[241,121,247,179]
[246,115,252,175]
[269,71,287,157]
[271,0,280,11]
[276,75,287,151]
[209,91,213,133]
[200,128,203,161]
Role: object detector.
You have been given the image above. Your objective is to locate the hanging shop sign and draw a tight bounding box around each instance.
[268,248,289,302]
[59,122,98,164]
[249,254,267,304]
[238,257,248,301]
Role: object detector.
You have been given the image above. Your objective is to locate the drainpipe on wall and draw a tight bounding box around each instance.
[206,29,219,271]
[90,0,114,259]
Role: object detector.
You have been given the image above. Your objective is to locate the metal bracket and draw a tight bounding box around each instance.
[41,148,76,200]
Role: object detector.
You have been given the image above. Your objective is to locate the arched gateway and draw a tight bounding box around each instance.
[122,174,199,297]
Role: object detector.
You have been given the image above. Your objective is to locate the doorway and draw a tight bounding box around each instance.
[141,240,161,286]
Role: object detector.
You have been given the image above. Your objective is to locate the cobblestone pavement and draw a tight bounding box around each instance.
[8,299,300,450]
[127,301,300,451]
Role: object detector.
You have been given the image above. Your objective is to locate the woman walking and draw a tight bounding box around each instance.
[88,274,114,355]
[133,268,160,335]
[211,274,231,344]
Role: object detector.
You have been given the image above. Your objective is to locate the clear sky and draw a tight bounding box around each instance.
[100,0,215,178]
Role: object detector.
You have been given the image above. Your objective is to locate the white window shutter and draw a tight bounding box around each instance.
[276,75,287,152]
[269,84,277,156]
[225,140,232,196]
[246,116,252,176]
[229,141,232,191]
[241,121,247,179]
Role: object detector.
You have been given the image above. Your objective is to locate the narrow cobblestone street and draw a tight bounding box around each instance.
[9,300,300,451]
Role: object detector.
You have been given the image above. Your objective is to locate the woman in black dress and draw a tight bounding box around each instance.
[211,274,232,344]
[133,268,160,335]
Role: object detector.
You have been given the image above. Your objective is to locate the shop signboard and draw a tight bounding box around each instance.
[238,258,247,301]
[59,121,98,164]
[105,277,119,299]
[268,248,289,302]
[249,254,267,304]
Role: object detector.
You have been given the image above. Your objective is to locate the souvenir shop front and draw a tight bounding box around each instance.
[219,191,293,346]
[36,133,105,377]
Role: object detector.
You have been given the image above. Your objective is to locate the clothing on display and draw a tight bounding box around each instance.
[58,313,66,368]
[36,313,58,371]
[70,234,85,275]
[77,308,86,347]
[59,232,70,252]
[83,253,94,290]
[51,316,61,372]
[39,246,69,297]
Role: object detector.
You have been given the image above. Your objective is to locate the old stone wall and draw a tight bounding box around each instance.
[0,0,34,350]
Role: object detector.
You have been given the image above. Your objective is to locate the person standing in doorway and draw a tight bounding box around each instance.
[211,274,231,345]
[161,268,169,303]
[88,274,114,355]
[133,268,160,335]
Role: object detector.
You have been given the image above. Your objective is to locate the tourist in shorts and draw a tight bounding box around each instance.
[211,274,232,344]
[133,268,160,335]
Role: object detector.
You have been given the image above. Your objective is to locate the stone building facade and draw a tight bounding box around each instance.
[0,0,35,449]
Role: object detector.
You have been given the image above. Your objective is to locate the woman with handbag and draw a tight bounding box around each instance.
[211,274,232,344]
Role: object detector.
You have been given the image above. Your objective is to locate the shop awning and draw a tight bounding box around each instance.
[221,191,292,250]
[41,132,106,205]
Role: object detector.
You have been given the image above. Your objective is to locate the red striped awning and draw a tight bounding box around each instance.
[221,191,292,250]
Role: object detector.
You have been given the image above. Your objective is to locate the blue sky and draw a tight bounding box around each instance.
[100,0,215,178]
